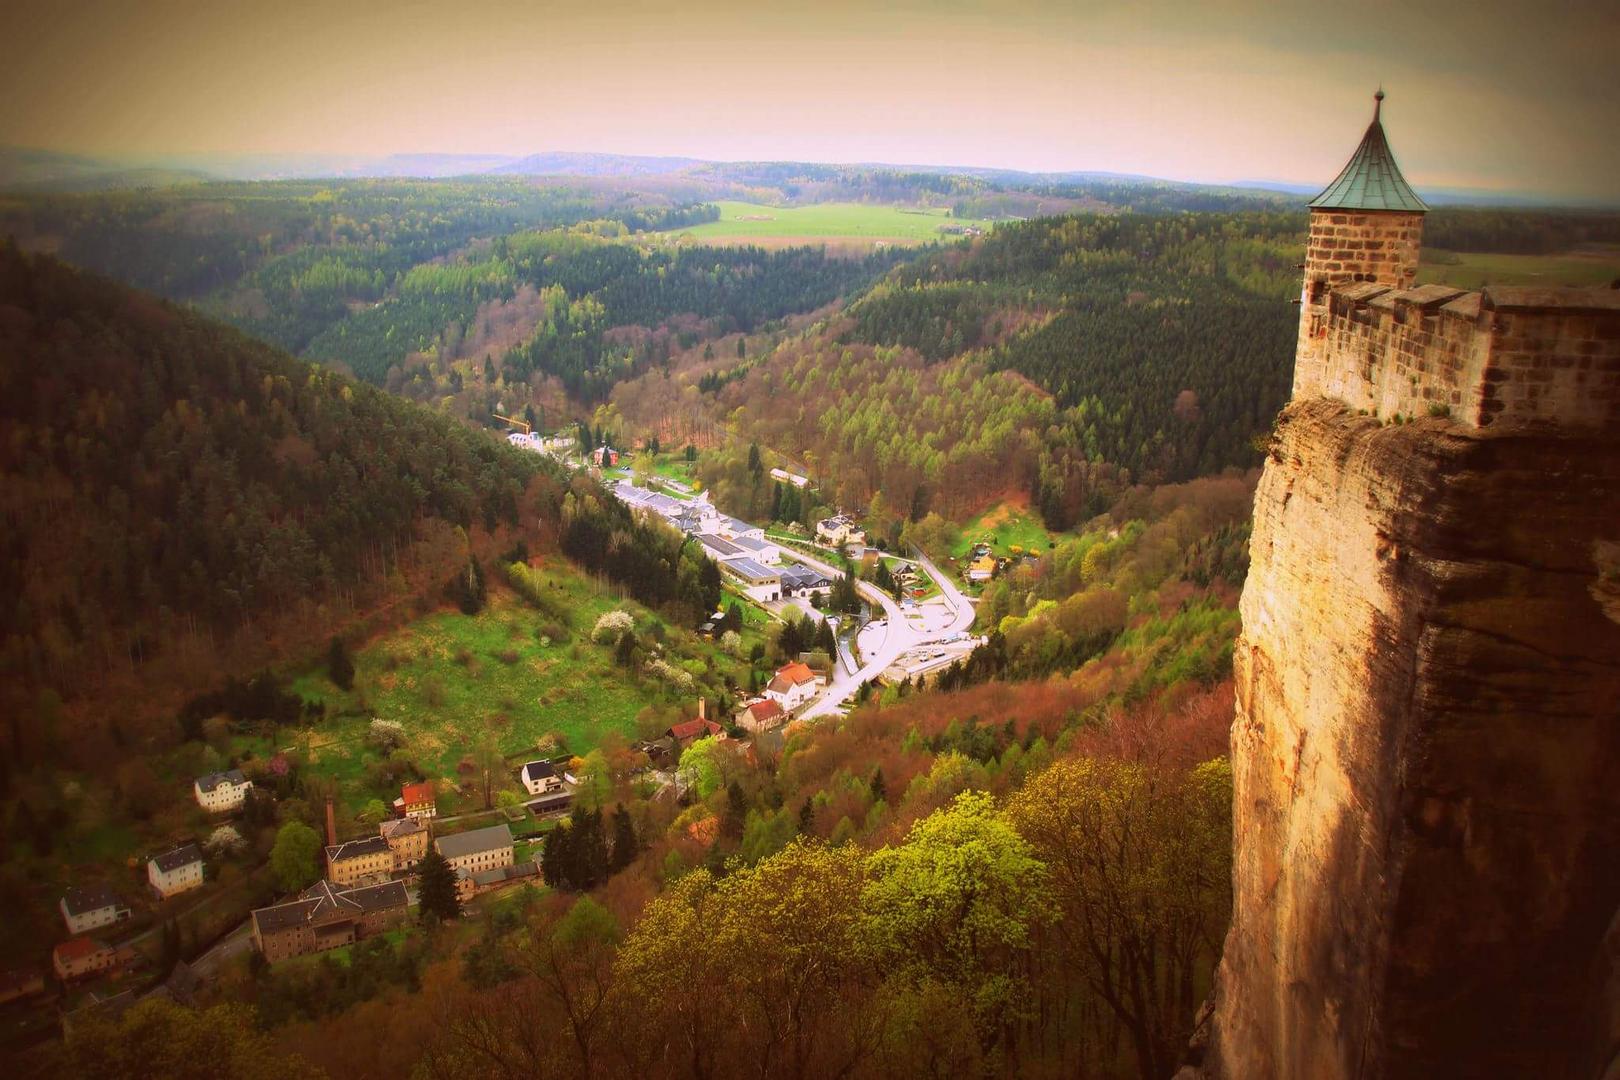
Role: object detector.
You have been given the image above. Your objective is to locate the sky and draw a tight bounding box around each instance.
[3,0,1618,200]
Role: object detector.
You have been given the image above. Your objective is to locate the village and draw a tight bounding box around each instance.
[3,430,994,1040]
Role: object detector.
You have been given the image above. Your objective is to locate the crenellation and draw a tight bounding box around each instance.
[1305,281,1620,431]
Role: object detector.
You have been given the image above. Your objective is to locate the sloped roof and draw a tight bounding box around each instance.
[400,781,435,806]
[747,699,784,723]
[669,717,723,741]
[774,661,817,687]
[151,844,203,873]
[62,884,126,916]
[436,823,513,861]
[325,835,391,863]
[195,769,248,792]
[54,937,110,962]
[379,817,424,840]
[1310,91,1427,213]
[521,760,557,782]
[721,557,777,582]
[251,879,408,936]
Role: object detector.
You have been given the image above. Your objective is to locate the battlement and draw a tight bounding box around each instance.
[1293,281,1620,433]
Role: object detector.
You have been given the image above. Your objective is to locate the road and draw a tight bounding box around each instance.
[795,547,975,720]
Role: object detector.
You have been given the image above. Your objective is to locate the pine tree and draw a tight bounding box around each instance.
[797,800,815,836]
[609,804,639,873]
[736,337,746,359]
[871,767,888,804]
[416,847,461,923]
[326,636,355,691]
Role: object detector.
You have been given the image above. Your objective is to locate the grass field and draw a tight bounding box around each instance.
[1417,248,1620,289]
[286,562,765,815]
[951,502,1056,561]
[658,200,996,247]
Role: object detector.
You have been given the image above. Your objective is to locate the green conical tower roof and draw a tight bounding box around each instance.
[1310,91,1428,213]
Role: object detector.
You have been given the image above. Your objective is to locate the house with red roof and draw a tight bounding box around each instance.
[736,697,785,733]
[395,780,437,821]
[53,938,117,982]
[765,661,821,711]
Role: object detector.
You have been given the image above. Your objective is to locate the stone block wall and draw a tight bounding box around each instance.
[1295,210,1425,399]
[1306,283,1620,434]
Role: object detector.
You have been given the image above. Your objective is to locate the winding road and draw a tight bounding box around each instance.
[794,546,976,720]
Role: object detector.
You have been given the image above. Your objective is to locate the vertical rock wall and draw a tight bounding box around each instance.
[1205,399,1620,1079]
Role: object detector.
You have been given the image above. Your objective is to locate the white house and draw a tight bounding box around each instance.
[193,769,253,813]
[764,662,821,711]
[816,515,866,547]
[148,844,205,900]
[59,885,132,936]
[721,558,781,603]
[436,824,514,887]
[520,760,563,796]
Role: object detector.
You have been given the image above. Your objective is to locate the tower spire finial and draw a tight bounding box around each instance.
[1374,87,1385,122]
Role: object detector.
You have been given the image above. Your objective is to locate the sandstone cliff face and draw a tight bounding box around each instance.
[1207,399,1620,1079]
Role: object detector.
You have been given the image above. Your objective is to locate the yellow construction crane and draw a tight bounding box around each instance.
[492,412,531,436]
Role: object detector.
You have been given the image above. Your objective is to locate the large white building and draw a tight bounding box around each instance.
[59,885,132,936]
[436,824,514,880]
[148,844,205,900]
[764,661,822,711]
[193,769,253,813]
[520,760,564,796]
[721,558,782,603]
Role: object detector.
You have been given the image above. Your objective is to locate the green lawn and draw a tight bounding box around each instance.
[951,503,1056,560]
[659,200,996,246]
[1417,248,1620,289]
[287,565,748,813]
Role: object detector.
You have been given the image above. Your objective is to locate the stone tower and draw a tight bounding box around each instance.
[1293,91,1427,401]
[1200,95,1620,1080]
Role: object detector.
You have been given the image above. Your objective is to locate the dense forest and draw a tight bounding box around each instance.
[0,247,721,760]
[0,180,725,362]
[324,229,902,400]
[698,212,1299,526]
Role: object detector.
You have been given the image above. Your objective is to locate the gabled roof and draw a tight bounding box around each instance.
[436,823,513,861]
[746,699,784,723]
[1310,91,1428,213]
[721,557,777,582]
[62,884,127,916]
[697,534,744,558]
[521,760,557,782]
[251,879,408,936]
[54,937,110,962]
[195,769,248,792]
[669,717,724,741]
[151,844,203,873]
[325,835,391,863]
[773,661,817,688]
[400,781,435,806]
[379,817,424,840]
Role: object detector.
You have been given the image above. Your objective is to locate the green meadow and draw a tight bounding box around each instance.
[283,562,765,814]
[951,502,1057,561]
[1417,248,1620,289]
[659,200,996,245]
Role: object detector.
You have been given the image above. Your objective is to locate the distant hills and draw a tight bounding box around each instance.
[5,145,1604,208]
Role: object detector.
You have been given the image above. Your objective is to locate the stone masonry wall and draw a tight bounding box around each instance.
[1308,283,1620,433]
[1294,210,1424,400]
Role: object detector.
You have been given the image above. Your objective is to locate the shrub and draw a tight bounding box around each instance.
[368,718,407,750]
[496,648,520,665]
[592,609,635,645]
[645,658,697,692]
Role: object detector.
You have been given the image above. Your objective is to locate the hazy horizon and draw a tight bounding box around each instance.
[5,0,1618,201]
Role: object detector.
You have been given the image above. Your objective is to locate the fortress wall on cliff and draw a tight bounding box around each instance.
[1298,282,1620,431]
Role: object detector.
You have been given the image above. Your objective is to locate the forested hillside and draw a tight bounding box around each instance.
[0,246,721,754]
[700,213,1300,526]
[0,180,719,359]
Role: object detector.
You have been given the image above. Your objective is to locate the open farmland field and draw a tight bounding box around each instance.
[656,200,996,248]
[1417,247,1620,289]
